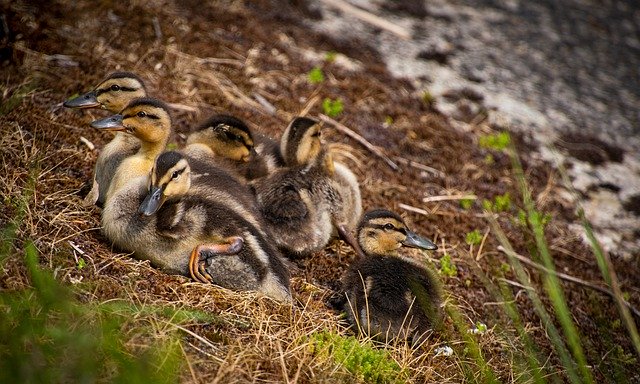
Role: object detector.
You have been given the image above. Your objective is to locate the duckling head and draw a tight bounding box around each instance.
[187,115,255,162]
[357,209,437,256]
[64,72,147,113]
[90,97,172,147]
[280,116,323,166]
[139,151,191,216]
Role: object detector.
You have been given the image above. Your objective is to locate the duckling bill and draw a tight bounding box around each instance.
[339,209,441,344]
[129,150,291,302]
[64,72,148,208]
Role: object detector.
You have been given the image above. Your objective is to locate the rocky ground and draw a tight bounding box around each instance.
[1,0,639,382]
[311,0,640,259]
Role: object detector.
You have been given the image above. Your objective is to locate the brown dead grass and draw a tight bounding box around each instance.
[1,0,639,382]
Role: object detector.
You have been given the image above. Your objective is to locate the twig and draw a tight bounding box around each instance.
[398,203,430,216]
[394,157,445,177]
[498,278,531,290]
[167,102,198,113]
[252,92,277,115]
[475,227,490,261]
[423,194,477,203]
[68,240,85,256]
[399,202,483,218]
[319,0,411,40]
[179,340,199,383]
[318,114,399,171]
[152,16,162,41]
[79,136,95,151]
[497,246,640,320]
[170,323,222,354]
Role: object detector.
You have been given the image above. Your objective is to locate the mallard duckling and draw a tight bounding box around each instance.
[64,72,147,207]
[90,97,171,203]
[250,116,362,257]
[339,209,442,343]
[136,151,291,301]
[185,114,283,180]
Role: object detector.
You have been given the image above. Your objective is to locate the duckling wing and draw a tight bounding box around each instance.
[259,184,309,224]
[155,201,201,239]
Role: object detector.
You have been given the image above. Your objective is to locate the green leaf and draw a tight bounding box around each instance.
[307,67,324,84]
[465,230,483,246]
[322,98,344,118]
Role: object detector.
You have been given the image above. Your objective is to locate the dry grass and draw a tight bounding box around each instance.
[1,1,639,383]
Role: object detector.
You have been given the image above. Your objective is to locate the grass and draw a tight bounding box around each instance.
[0,243,186,383]
[307,67,325,84]
[3,114,636,383]
[322,97,344,118]
[2,8,638,380]
[0,160,190,383]
[311,331,407,383]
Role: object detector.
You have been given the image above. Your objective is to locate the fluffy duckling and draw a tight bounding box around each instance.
[250,116,362,257]
[185,114,283,180]
[64,72,147,207]
[136,151,291,301]
[90,97,171,203]
[339,209,442,343]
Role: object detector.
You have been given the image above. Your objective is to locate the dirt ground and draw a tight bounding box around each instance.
[1,0,639,382]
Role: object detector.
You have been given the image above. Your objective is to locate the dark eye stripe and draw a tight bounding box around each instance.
[123,112,160,119]
[367,223,406,234]
[95,86,139,97]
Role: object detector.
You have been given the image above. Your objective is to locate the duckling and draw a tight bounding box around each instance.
[131,151,291,301]
[64,72,147,207]
[185,114,283,180]
[339,209,442,343]
[250,116,362,257]
[90,97,171,203]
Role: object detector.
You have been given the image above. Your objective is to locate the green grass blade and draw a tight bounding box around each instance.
[509,146,593,384]
[466,258,549,384]
[488,215,583,384]
[554,160,640,358]
[445,300,499,384]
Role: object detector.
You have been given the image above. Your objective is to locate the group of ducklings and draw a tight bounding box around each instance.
[64,71,443,343]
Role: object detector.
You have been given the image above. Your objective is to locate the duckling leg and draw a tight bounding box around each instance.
[337,224,367,260]
[188,236,245,283]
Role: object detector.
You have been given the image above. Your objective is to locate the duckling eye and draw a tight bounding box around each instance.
[110,84,120,91]
[171,171,180,179]
[224,131,242,142]
[137,111,147,118]
[383,223,395,231]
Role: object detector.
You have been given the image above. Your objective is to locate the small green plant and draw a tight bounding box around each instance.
[322,98,344,118]
[482,192,512,213]
[465,229,483,246]
[518,209,552,229]
[494,192,512,212]
[460,198,474,210]
[384,115,393,126]
[484,153,495,165]
[479,131,511,151]
[421,90,435,107]
[311,331,406,383]
[1,82,36,115]
[439,254,458,277]
[76,257,86,269]
[307,67,325,84]
[325,51,337,62]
